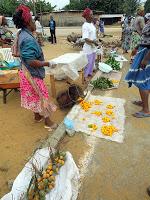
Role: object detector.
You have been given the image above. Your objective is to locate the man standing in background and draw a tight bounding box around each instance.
[49,16,57,44]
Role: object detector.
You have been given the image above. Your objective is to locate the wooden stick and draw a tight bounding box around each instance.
[50,75,56,98]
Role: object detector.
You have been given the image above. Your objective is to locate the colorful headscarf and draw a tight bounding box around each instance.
[16,5,32,25]
[82,8,92,19]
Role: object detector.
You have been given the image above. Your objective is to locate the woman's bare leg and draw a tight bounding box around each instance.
[139,89,150,113]
[34,112,43,121]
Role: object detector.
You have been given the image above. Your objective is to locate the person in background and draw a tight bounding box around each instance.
[130,6,145,62]
[49,16,56,44]
[82,8,98,82]
[99,18,105,37]
[13,5,57,131]
[0,16,13,47]
[122,16,133,54]
[35,16,44,46]
[125,13,150,118]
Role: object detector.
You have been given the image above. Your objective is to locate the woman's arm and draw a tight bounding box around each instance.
[28,60,49,68]
[140,50,150,69]
[85,38,98,46]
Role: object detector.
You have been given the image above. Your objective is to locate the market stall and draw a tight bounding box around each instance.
[0,48,20,103]
[45,53,88,98]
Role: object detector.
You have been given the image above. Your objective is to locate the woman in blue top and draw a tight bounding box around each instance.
[13,5,57,131]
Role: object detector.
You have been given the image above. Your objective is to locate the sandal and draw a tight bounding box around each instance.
[35,117,43,123]
[133,111,150,118]
[44,123,58,132]
[132,101,143,107]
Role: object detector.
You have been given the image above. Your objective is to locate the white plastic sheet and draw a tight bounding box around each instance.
[45,53,88,81]
[2,149,80,200]
[66,94,126,143]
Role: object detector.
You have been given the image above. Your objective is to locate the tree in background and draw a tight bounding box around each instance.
[64,0,142,15]
[0,0,54,16]
[144,0,150,13]
[122,0,141,15]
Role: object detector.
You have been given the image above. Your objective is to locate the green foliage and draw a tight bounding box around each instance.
[145,0,150,13]
[122,0,141,15]
[64,0,141,14]
[0,0,54,16]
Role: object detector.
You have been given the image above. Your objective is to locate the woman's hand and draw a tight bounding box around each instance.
[140,59,148,69]
[140,51,150,69]
[48,61,57,68]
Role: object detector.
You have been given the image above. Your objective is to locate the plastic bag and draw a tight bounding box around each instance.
[2,149,80,200]
[98,62,112,73]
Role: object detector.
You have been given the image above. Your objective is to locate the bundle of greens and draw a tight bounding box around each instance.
[105,56,120,71]
[91,77,114,89]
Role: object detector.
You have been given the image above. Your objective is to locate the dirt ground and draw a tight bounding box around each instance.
[0,27,121,197]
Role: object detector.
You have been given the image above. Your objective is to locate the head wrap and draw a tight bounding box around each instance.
[16,5,32,25]
[82,8,92,19]
[145,13,150,20]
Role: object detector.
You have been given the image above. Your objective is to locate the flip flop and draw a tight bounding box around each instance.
[35,118,43,123]
[44,123,58,132]
[133,111,150,118]
[132,101,143,107]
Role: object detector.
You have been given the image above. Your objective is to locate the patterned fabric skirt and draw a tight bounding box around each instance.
[131,32,141,50]
[122,33,132,51]
[125,47,150,90]
[19,70,56,115]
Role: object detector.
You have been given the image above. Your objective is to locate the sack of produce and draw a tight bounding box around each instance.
[98,62,112,73]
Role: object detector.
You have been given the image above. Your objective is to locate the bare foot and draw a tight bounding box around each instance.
[45,117,54,127]
[132,101,143,107]
[34,113,43,122]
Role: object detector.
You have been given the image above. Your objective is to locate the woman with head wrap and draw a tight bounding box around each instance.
[82,8,98,81]
[130,6,145,62]
[13,5,57,131]
[125,13,150,118]
[0,16,13,47]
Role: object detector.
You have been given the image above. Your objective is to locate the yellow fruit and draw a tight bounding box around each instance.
[106,104,115,109]
[49,184,53,189]
[61,160,65,165]
[49,170,53,175]
[48,164,53,170]
[58,159,62,164]
[102,117,111,123]
[43,173,47,179]
[37,177,42,182]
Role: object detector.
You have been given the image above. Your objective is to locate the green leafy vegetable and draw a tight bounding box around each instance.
[105,56,120,71]
[91,77,114,89]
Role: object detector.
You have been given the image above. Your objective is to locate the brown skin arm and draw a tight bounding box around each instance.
[85,38,98,46]
[28,60,49,68]
[140,50,150,69]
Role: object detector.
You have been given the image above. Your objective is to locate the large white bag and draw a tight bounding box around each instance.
[2,148,80,200]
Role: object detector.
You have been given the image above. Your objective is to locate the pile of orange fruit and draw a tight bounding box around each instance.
[27,152,66,200]
[101,125,118,136]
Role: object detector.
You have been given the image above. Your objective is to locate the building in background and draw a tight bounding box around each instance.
[40,10,104,27]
